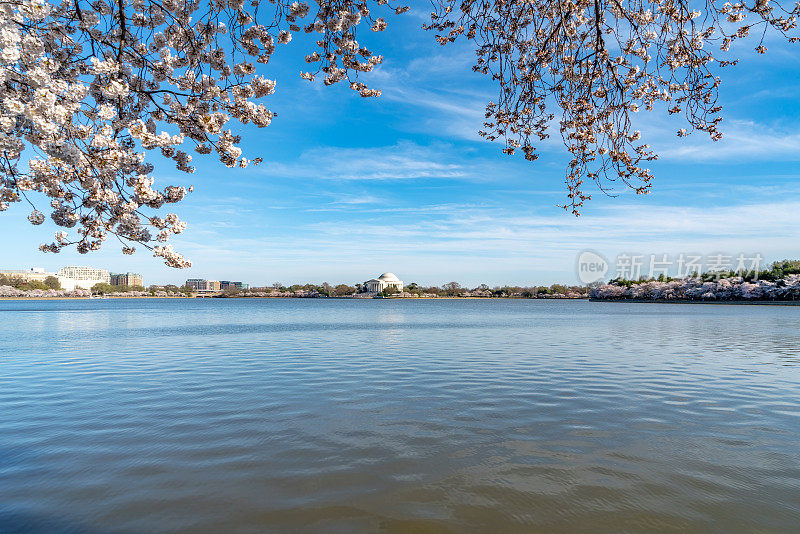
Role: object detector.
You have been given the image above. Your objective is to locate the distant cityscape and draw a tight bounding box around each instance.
[0,266,143,291]
[0,266,253,295]
[0,268,594,299]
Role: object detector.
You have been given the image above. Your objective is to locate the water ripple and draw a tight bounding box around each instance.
[1,299,799,532]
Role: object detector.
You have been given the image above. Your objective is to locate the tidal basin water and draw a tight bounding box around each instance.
[1,299,800,533]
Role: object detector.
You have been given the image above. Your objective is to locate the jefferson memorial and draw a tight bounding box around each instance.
[365,273,404,293]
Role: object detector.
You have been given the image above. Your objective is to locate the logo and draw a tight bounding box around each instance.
[576,250,609,284]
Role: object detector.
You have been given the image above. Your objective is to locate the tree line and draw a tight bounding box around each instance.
[90,283,195,296]
[593,260,800,301]
[608,259,800,288]
[0,274,61,291]
[234,282,593,298]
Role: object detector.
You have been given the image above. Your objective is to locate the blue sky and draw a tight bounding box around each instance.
[4,11,800,287]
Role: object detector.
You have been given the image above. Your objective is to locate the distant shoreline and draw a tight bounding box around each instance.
[0,296,189,301]
[589,298,800,306]
[5,296,797,305]
[0,295,588,301]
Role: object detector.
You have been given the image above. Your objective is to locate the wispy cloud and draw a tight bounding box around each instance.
[304,200,800,248]
[257,141,467,181]
[656,119,800,161]
[375,48,800,164]
[330,194,384,205]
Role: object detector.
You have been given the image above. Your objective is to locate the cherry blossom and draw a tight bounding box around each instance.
[1,0,402,267]
[426,0,800,213]
[592,273,800,301]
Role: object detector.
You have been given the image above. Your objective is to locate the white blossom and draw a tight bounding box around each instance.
[591,270,800,302]
[0,0,404,267]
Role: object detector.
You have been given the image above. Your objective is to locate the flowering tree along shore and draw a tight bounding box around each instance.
[592,274,800,300]
[2,0,798,266]
[592,260,800,301]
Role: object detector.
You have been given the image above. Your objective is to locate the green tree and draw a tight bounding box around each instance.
[174,285,193,296]
[382,286,400,297]
[423,286,441,296]
[221,285,241,298]
[44,276,61,290]
[91,283,115,294]
[0,274,25,288]
[405,282,421,296]
[20,280,49,291]
[492,286,508,298]
[333,284,355,296]
[550,284,569,295]
[442,282,462,296]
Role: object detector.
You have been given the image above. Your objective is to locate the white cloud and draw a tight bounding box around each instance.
[656,119,800,161]
[374,48,800,164]
[257,141,467,181]
[330,194,384,205]
[303,200,800,251]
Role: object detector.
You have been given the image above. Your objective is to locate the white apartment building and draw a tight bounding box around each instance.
[57,266,111,290]
[58,266,111,283]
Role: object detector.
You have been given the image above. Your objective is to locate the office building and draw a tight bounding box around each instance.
[110,272,144,287]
